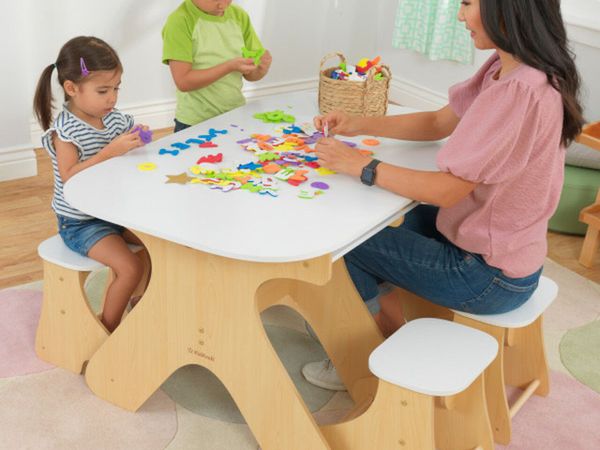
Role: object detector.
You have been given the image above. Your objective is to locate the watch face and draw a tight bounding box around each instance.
[361,167,375,186]
[361,159,380,186]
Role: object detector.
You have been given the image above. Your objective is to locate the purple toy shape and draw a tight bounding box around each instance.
[311,181,330,190]
[132,125,153,144]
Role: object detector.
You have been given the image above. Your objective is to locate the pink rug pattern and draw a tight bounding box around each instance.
[0,369,177,449]
[497,371,600,449]
[2,274,600,449]
[0,289,54,377]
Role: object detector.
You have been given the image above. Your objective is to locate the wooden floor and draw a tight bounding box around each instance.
[1,127,599,288]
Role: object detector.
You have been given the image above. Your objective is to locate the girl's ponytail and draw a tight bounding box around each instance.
[33,64,56,131]
[32,37,122,132]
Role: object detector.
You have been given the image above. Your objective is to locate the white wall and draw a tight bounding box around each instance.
[377,0,600,120]
[0,0,378,181]
[2,0,598,181]
[0,1,37,180]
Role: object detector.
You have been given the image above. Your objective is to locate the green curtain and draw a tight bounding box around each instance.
[392,0,474,64]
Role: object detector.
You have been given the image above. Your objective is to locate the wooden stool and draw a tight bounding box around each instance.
[321,318,497,450]
[452,276,558,445]
[35,235,145,374]
[579,189,600,268]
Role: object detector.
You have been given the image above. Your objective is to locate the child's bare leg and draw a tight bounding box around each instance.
[373,290,405,337]
[88,234,144,332]
[121,229,151,306]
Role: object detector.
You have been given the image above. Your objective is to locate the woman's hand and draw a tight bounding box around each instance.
[315,137,371,176]
[313,111,362,136]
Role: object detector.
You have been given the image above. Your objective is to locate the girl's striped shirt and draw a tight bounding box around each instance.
[42,105,134,220]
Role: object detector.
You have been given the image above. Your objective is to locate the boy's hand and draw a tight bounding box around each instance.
[314,111,362,136]
[105,130,144,157]
[230,57,257,75]
[257,50,272,73]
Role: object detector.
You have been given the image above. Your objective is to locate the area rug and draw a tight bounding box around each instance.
[0,258,599,449]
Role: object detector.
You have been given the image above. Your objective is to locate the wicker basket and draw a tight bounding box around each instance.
[318,52,391,117]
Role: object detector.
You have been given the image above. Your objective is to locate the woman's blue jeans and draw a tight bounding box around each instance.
[344,205,541,315]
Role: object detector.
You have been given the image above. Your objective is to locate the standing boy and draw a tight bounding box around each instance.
[163,0,272,131]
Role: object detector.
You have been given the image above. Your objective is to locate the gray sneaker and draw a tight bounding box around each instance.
[301,359,346,391]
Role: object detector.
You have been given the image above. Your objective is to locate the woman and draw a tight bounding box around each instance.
[302,0,584,391]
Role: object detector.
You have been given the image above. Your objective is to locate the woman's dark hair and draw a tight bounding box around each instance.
[480,0,584,146]
[33,36,122,131]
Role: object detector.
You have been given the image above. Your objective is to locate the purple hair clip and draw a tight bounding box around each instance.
[80,57,90,77]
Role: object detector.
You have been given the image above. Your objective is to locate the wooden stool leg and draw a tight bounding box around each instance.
[504,316,549,406]
[455,316,511,445]
[579,225,600,268]
[436,375,494,450]
[35,261,109,374]
[321,380,435,450]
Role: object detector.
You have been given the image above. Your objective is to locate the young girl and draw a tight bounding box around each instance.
[33,36,148,333]
[303,0,585,390]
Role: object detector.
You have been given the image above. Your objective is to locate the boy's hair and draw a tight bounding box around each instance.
[33,36,123,131]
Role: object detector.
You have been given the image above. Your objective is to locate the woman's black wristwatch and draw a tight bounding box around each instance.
[360,159,381,186]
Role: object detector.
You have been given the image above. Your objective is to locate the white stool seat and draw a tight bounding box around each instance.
[38,234,142,272]
[452,276,558,328]
[369,318,498,397]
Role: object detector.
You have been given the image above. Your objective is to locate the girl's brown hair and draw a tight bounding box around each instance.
[33,36,123,131]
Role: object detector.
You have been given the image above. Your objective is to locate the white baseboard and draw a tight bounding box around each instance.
[14,77,451,183]
[389,78,448,111]
[11,77,317,183]
[0,145,37,182]
[28,77,319,146]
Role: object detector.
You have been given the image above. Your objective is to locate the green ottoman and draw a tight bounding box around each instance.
[549,164,600,235]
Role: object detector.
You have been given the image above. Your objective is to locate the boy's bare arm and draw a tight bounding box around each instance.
[169,59,256,92]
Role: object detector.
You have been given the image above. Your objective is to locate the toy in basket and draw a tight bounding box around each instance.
[319,53,391,117]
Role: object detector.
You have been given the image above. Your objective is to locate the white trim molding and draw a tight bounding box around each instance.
[29,77,319,146]
[12,77,317,183]
[563,0,600,48]
[0,145,37,182]
[389,78,448,111]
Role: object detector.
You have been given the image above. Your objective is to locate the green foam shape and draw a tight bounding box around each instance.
[241,47,265,66]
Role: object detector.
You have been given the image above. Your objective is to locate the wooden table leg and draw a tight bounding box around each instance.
[85,232,331,450]
[257,258,384,404]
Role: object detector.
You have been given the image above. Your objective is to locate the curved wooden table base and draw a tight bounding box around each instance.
[85,231,385,449]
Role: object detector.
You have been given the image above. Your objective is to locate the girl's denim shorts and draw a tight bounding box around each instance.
[57,214,124,257]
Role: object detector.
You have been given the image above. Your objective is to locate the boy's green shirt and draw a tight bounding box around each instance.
[162,0,264,125]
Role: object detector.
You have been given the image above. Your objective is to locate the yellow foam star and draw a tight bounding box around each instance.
[165,173,193,184]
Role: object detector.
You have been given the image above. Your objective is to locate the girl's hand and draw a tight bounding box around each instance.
[313,111,362,137]
[229,57,257,75]
[315,137,371,177]
[105,130,143,157]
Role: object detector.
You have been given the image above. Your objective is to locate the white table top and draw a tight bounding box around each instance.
[64,91,442,263]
